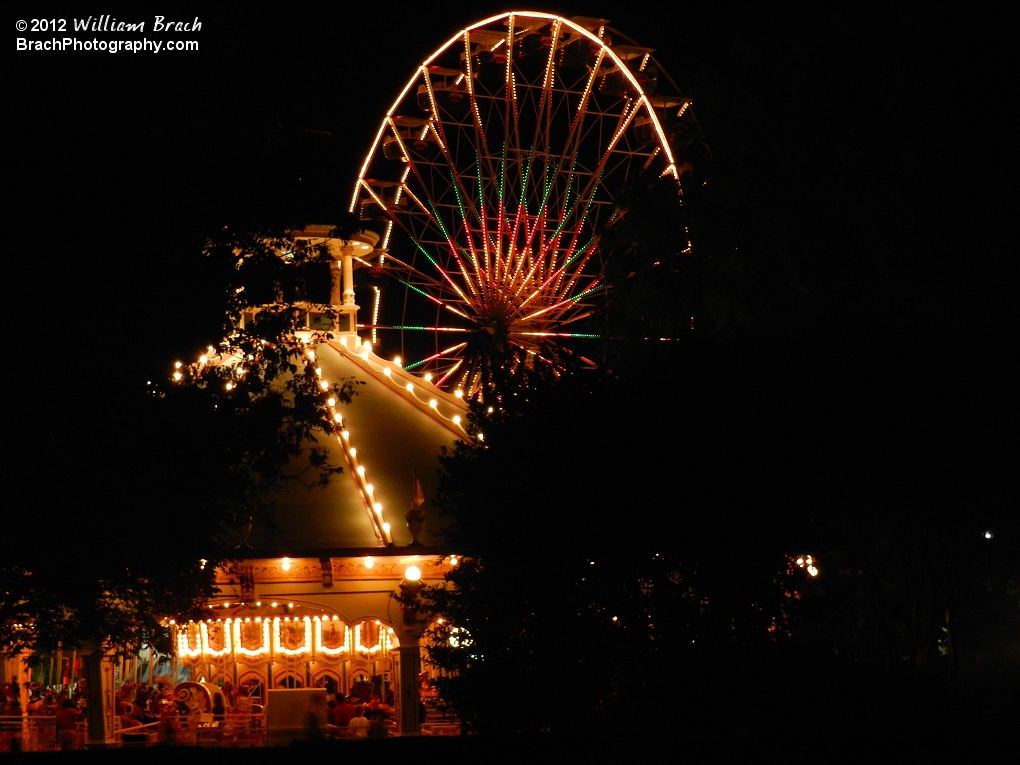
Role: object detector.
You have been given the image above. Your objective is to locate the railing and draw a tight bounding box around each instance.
[0,713,267,750]
[0,715,84,752]
[166,712,267,747]
[1,711,459,748]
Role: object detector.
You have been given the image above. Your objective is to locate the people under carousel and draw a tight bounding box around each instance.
[347,705,370,737]
[333,693,358,727]
[54,699,83,750]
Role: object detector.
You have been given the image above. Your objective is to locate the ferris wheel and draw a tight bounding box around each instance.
[351,11,697,394]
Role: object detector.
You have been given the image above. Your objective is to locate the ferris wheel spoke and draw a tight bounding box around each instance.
[379,183,480,310]
[422,121,489,305]
[375,251,472,314]
[403,341,468,371]
[353,12,691,390]
[368,324,471,334]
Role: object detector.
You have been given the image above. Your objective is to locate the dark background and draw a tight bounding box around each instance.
[7,1,1016,738]
[10,2,1011,367]
[9,0,1013,614]
[11,1,1012,511]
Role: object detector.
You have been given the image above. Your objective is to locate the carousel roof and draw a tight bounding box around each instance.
[244,333,471,552]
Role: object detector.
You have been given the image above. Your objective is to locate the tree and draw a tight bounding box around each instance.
[409,374,816,737]
[2,225,361,660]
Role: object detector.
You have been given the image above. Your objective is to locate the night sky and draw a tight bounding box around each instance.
[10,3,1012,523]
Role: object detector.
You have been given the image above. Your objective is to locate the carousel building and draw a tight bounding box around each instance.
[169,228,470,736]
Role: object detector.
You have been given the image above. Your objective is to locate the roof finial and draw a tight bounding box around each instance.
[406,472,426,546]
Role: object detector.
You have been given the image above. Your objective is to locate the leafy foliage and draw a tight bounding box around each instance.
[2,227,361,656]
[410,375,812,735]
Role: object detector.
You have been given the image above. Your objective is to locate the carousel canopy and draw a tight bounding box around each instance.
[240,333,470,552]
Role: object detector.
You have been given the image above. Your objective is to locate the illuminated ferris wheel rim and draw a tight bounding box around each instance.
[349,11,690,391]
[351,11,681,210]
